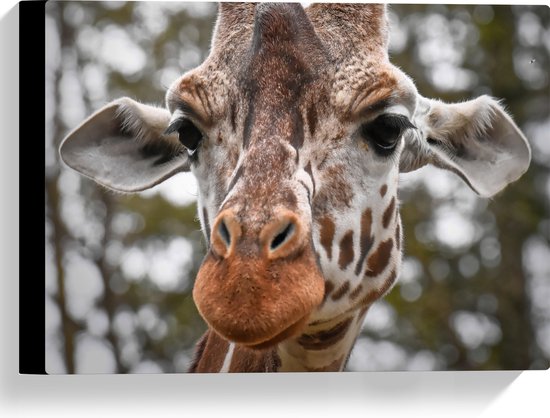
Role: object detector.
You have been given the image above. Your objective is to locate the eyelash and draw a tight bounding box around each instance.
[360,113,415,156]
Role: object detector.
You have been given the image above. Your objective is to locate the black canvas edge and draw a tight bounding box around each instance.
[19,0,47,375]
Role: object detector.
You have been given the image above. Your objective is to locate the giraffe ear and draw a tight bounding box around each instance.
[59,98,190,193]
[399,95,531,197]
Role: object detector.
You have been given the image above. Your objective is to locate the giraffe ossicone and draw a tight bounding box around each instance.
[59,3,531,372]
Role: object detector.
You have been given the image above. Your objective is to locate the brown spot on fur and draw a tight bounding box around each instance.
[366,238,393,277]
[380,184,387,197]
[289,110,305,152]
[338,230,354,270]
[306,103,318,136]
[354,208,373,275]
[297,317,353,350]
[359,268,397,307]
[382,197,396,228]
[325,165,351,203]
[323,280,335,302]
[314,164,353,212]
[280,188,298,210]
[230,101,237,132]
[349,284,363,301]
[319,216,335,260]
[331,280,350,301]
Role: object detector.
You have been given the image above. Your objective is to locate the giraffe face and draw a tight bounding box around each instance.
[175,5,421,345]
[59,4,530,352]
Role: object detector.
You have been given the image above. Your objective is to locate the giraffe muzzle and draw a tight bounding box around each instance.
[193,208,325,348]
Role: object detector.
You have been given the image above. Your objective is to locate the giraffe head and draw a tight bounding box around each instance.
[59,4,530,350]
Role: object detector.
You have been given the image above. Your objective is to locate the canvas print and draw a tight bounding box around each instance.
[45,2,550,373]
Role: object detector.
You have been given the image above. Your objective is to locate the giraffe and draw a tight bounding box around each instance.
[59,3,531,372]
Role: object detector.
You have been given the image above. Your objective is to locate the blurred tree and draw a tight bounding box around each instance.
[46,1,216,373]
[46,2,550,373]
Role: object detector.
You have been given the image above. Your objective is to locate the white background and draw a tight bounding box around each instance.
[1,1,548,417]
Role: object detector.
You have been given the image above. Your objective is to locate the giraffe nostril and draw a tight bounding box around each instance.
[260,212,305,260]
[270,222,295,251]
[218,219,231,247]
[211,211,241,258]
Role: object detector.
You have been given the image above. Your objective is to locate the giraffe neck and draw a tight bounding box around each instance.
[277,308,369,372]
[189,307,369,373]
[189,330,281,373]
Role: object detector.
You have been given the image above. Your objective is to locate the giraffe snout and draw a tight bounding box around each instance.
[211,209,306,260]
[195,206,324,347]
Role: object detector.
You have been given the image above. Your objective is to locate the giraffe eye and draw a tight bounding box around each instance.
[164,118,203,156]
[361,113,415,156]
